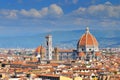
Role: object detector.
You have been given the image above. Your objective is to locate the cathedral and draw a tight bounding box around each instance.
[35,27,101,61]
[77,27,101,61]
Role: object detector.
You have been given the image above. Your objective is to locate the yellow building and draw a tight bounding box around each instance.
[74,77,82,80]
[60,76,72,80]
[92,77,98,80]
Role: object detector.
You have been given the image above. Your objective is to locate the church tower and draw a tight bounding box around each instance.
[54,47,59,61]
[45,35,53,60]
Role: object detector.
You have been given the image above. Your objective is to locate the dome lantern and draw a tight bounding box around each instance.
[86,27,89,33]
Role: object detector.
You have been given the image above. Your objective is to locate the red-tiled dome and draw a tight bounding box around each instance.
[78,27,98,46]
[35,46,46,53]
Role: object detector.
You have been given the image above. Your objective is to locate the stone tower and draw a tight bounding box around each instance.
[45,35,53,60]
[54,47,59,61]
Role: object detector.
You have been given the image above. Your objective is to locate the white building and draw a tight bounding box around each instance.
[77,27,101,61]
[45,35,53,60]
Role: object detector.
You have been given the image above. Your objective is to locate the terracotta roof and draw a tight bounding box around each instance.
[12,61,23,64]
[37,74,59,78]
[95,52,101,56]
[55,48,73,53]
[78,27,98,46]
[79,52,85,57]
[49,63,59,67]
[35,46,46,53]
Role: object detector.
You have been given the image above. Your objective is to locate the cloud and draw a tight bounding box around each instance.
[20,9,42,18]
[65,1,120,30]
[0,1,119,32]
[49,4,63,16]
[99,19,120,27]
[105,1,112,5]
[0,10,18,19]
[40,7,48,16]
[0,4,63,19]
[72,1,120,19]
[20,4,63,18]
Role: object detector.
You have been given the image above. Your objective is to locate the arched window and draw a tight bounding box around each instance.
[82,48,84,51]
[89,49,91,51]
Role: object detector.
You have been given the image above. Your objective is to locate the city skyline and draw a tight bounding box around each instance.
[0,1,120,80]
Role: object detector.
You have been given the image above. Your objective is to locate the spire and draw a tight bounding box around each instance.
[86,27,89,33]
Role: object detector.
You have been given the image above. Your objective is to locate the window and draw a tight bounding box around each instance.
[1,64,5,67]
[82,48,84,51]
[89,49,91,51]
[0,74,2,78]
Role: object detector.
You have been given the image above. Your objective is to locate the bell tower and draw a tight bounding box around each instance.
[45,35,53,60]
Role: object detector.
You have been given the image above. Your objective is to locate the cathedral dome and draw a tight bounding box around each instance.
[35,46,46,53]
[35,46,46,59]
[77,27,98,47]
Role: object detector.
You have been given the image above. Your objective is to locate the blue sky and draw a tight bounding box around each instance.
[0,0,120,37]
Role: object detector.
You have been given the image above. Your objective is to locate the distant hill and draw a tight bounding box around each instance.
[0,29,120,48]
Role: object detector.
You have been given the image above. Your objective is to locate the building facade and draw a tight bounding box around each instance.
[77,27,101,61]
[35,27,101,61]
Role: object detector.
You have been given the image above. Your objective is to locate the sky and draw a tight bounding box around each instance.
[0,0,120,37]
